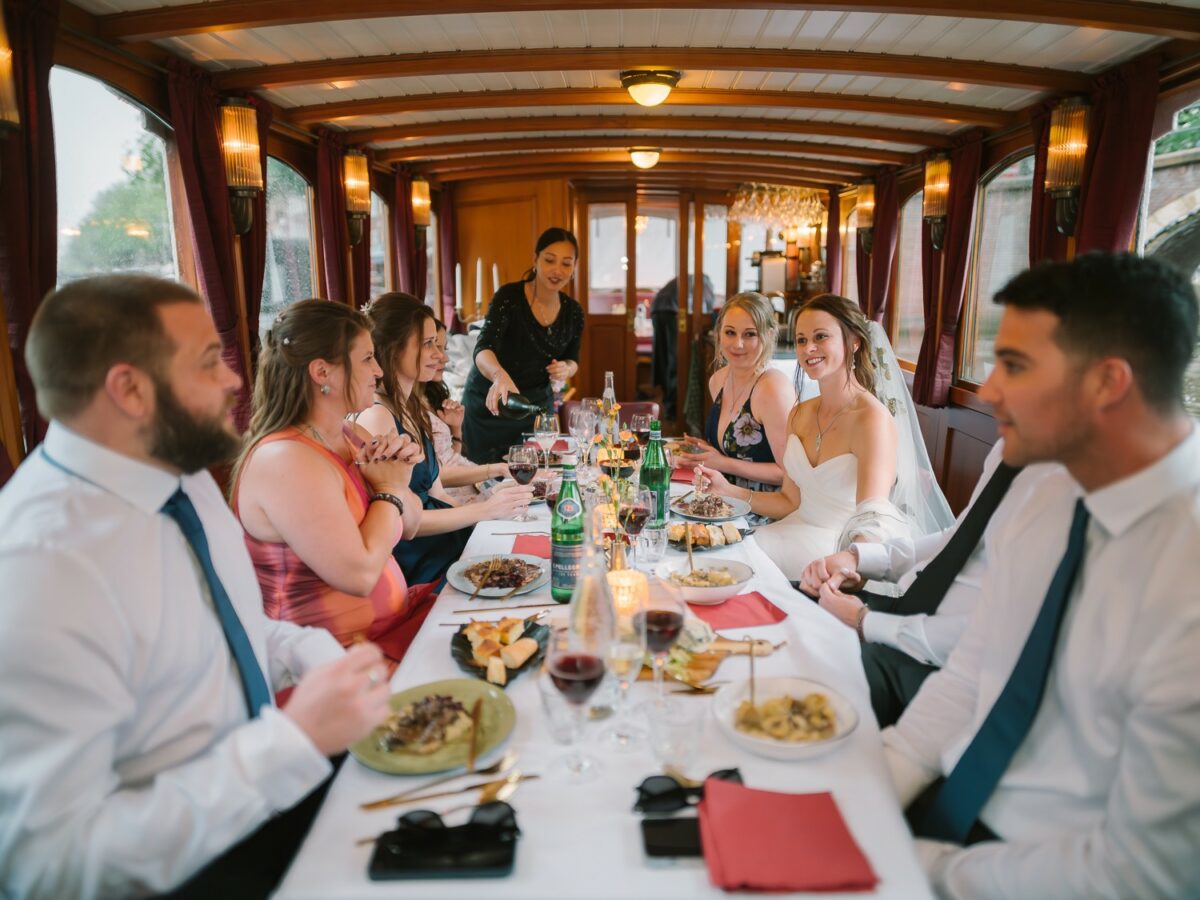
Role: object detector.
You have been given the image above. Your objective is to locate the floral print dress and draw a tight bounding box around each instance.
[704,374,780,492]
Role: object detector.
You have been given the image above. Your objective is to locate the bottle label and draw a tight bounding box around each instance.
[555,497,582,521]
[551,543,583,593]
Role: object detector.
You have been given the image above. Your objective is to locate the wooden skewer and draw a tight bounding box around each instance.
[450,601,555,615]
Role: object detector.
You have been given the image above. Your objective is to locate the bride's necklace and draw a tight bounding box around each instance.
[814,398,852,454]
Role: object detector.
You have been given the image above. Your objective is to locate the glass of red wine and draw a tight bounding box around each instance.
[630,413,653,447]
[547,581,613,782]
[618,484,652,567]
[634,578,686,703]
[506,445,538,522]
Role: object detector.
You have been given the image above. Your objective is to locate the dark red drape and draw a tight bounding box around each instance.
[1028,99,1071,266]
[855,226,870,313]
[437,184,458,327]
[1075,54,1161,254]
[913,131,984,407]
[824,185,841,295]
[414,227,428,303]
[166,58,254,428]
[315,128,349,304]
[241,96,271,375]
[0,0,58,452]
[392,167,417,295]
[353,148,371,308]
[866,168,898,323]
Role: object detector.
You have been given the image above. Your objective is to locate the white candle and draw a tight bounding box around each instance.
[476,257,483,308]
[454,263,462,310]
[492,262,500,294]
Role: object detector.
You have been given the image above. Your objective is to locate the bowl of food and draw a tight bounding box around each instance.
[655,557,753,605]
[712,676,859,760]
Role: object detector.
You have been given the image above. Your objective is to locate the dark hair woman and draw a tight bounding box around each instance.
[460,227,584,463]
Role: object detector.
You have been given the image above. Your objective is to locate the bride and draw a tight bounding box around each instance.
[695,293,952,583]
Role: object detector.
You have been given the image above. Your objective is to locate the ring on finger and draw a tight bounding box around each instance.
[366,666,385,688]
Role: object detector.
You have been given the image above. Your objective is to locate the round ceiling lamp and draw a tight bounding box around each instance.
[620,69,681,107]
[628,148,661,169]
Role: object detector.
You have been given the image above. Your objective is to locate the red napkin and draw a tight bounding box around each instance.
[699,779,878,892]
[687,591,787,629]
[511,534,550,559]
[671,467,694,484]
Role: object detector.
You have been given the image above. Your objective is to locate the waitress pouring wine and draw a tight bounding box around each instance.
[460,228,585,464]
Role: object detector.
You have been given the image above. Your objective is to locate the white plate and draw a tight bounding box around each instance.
[670,495,752,523]
[712,676,859,760]
[445,554,549,599]
[654,557,754,605]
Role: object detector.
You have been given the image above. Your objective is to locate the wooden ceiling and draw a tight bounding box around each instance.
[66,1,1200,191]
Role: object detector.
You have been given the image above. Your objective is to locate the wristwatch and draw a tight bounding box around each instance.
[370,492,405,516]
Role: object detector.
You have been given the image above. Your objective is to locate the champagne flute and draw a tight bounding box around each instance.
[634,578,685,704]
[506,445,538,522]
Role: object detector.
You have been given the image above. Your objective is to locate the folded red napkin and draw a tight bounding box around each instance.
[511,534,550,559]
[671,467,693,484]
[687,591,786,629]
[699,779,878,892]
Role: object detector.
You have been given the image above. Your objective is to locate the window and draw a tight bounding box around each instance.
[260,157,316,338]
[587,203,627,315]
[738,222,768,292]
[960,155,1035,384]
[894,191,925,362]
[369,191,391,298]
[842,208,859,305]
[703,206,729,310]
[51,67,179,286]
[424,208,439,309]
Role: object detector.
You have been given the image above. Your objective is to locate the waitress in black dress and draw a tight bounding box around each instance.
[462,227,585,463]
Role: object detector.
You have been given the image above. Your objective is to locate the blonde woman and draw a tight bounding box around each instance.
[675,291,796,490]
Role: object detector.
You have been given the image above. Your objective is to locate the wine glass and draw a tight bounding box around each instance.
[506,445,538,522]
[634,578,686,704]
[533,412,560,469]
[618,484,653,567]
[601,576,648,751]
[548,582,613,782]
[630,413,653,447]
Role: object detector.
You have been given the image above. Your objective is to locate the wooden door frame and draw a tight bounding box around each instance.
[575,188,637,402]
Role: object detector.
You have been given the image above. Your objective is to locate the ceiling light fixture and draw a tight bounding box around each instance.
[620,69,681,107]
[629,147,661,169]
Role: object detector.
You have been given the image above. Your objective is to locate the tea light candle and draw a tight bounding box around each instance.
[607,569,648,629]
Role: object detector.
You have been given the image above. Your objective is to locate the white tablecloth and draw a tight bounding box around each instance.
[276,496,932,899]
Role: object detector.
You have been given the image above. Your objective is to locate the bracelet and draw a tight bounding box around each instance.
[450,435,462,445]
[854,605,868,643]
[369,492,405,517]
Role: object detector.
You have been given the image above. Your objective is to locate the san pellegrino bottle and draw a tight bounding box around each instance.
[640,419,670,528]
[551,460,584,602]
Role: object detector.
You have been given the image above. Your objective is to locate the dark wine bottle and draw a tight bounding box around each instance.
[499,392,542,420]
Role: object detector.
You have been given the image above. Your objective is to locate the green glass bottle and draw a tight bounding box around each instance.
[640,418,670,528]
[550,461,584,602]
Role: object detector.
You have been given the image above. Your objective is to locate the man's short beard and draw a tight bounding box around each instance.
[147,376,241,473]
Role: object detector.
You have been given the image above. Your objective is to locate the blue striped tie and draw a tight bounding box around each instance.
[918,498,1090,843]
[161,488,273,716]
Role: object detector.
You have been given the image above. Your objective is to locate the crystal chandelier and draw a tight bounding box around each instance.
[729,183,825,232]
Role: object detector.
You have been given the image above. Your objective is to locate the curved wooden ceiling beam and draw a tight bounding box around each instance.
[414,149,863,178]
[98,1,1200,43]
[378,134,912,166]
[214,46,1089,93]
[287,87,1010,127]
[431,162,838,188]
[347,114,951,149]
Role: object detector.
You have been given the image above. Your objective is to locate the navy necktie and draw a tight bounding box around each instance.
[161,488,273,717]
[918,498,1090,843]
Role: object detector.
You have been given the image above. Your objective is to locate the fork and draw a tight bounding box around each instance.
[360,749,517,811]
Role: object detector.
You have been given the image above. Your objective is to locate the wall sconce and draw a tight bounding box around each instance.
[344,150,371,246]
[856,182,875,256]
[411,176,431,229]
[1045,96,1089,236]
[620,69,681,107]
[218,99,263,236]
[0,9,21,186]
[628,147,661,169]
[923,155,951,251]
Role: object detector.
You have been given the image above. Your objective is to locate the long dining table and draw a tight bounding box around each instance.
[275,486,932,899]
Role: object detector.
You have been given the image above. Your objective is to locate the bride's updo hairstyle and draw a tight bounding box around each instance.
[796,293,876,396]
[713,291,779,373]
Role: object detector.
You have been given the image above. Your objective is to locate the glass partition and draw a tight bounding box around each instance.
[587,203,627,315]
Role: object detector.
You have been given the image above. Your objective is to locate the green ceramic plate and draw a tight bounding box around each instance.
[350,678,516,776]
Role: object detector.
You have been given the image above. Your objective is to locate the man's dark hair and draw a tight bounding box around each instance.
[26,275,202,420]
[995,252,1199,413]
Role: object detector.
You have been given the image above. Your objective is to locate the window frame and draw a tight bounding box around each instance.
[259,155,319,337]
[890,186,926,370]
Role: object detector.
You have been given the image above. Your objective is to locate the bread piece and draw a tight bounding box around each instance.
[472,638,502,666]
[705,524,725,546]
[465,622,500,649]
[667,523,686,542]
[486,655,507,686]
[689,523,710,546]
[500,636,539,668]
[497,617,526,645]
[721,522,741,544]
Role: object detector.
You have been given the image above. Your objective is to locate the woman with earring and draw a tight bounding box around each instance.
[357,294,534,587]
[460,227,584,464]
[232,300,432,670]
[674,292,796,491]
[696,293,952,582]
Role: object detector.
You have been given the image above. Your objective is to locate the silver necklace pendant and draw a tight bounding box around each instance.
[814,431,823,453]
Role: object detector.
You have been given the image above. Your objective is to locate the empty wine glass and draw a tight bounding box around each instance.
[533,412,560,469]
[569,407,598,470]
[634,578,685,704]
[506,445,538,522]
[601,578,648,751]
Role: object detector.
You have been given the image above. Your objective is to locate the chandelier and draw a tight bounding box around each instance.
[729,183,825,232]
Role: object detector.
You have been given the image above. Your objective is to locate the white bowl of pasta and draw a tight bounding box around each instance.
[712,676,859,760]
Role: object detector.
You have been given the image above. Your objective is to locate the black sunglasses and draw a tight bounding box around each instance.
[633,768,743,813]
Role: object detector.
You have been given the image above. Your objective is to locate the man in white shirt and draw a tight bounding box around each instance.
[0,276,397,899]
[883,252,1200,899]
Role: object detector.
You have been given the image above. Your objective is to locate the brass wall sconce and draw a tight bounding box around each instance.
[856,182,875,256]
[1045,96,1089,236]
[923,155,951,251]
[344,150,371,246]
[218,99,263,235]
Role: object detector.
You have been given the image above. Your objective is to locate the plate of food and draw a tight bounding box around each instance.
[446,554,548,599]
[667,521,748,552]
[670,493,751,523]
[712,676,859,760]
[450,615,550,687]
[655,557,754,605]
[350,678,516,775]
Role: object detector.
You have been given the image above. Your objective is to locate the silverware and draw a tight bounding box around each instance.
[370,771,539,811]
[359,749,517,811]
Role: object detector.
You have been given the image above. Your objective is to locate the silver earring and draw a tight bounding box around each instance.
[320,384,331,396]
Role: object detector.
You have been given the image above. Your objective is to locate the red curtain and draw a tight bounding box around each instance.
[392,167,417,295]
[824,185,841,295]
[241,96,271,374]
[1075,54,1161,254]
[866,167,898,323]
[913,131,984,407]
[315,128,349,304]
[0,0,58,452]
[166,58,254,428]
[855,226,870,313]
[437,184,458,327]
[1028,99,1071,265]
[414,227,428,303]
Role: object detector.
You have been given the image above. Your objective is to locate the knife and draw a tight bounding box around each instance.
[371,771,540,810]
[466,698,483,772]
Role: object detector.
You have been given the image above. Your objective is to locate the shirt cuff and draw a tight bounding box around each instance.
[862,608,903,648]
[851,541,891,580]
[240,707,333,812]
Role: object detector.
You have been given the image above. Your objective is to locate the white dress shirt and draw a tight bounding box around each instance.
[0,422,345,900]
[853,442,1055,666]
[884,426,1200,899]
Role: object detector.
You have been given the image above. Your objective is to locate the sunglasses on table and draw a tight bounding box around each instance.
[371,801,520,879]
[633,768,743,813]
